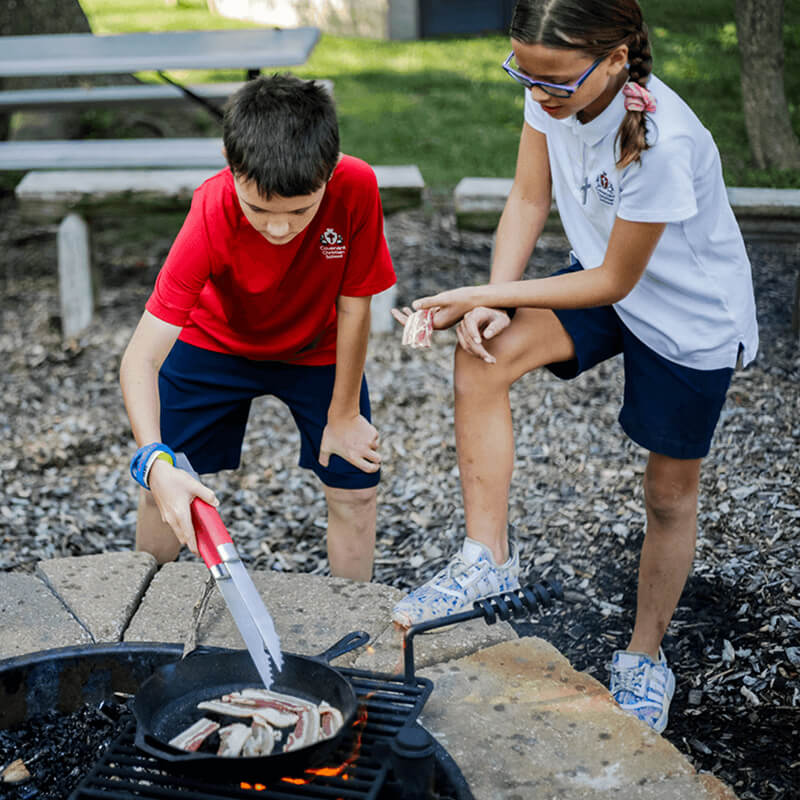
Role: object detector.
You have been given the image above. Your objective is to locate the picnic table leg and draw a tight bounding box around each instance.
[57,213,93,340]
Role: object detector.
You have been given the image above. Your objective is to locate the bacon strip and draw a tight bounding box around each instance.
[168,717,220,752]
[319,700,344,740]
[402,308,434,349]
[283,706,321,752]
[217,723,251,757]
[242,718,276,756]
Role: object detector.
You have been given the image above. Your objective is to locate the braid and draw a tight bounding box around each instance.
[616,23,654,168]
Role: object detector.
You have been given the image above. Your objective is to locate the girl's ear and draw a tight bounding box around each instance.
[607,44,629,76]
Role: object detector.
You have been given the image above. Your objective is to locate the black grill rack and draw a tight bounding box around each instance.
[69,667,433,800]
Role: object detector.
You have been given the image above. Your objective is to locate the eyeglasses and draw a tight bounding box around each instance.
[501,52,603,98]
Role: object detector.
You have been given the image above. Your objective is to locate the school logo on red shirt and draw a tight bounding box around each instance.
[319,227,346,259]
[594,171,616,205]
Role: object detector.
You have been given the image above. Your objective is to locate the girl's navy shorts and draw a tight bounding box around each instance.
[158,340,379,490]
[547,262,734,460]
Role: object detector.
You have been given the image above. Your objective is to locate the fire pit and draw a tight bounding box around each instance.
[0,583,562,800]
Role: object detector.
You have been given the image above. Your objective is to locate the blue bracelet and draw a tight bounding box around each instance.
[130,443,176,490]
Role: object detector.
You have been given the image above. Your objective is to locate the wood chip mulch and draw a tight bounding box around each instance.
[0,195,798,800]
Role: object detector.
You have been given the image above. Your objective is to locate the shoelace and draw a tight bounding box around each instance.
[611,666,648,698]
[431,557,490,598]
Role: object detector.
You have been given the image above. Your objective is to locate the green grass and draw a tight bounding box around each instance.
[79,0,800,189]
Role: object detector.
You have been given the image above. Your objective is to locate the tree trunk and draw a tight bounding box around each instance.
[734,0,800,170]
[0,0,92,140]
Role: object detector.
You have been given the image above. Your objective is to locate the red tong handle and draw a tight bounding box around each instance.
[190,498,233,568]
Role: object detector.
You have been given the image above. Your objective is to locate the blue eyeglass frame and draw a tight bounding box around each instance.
[502,52,603,97]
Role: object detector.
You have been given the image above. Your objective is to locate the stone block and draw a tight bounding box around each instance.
[57,213,92,339]
[370,283,398,334]
[124,562,208,646]
[454,177,563,234]
[418,637,738,800]
[37,552,157,643]
[0,573,91,659]
[373,164,425,213]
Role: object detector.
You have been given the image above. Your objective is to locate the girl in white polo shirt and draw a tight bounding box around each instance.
[391,0,758,734]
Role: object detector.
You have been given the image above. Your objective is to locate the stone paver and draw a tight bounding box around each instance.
[37,552,157,643]
[418,636,738,800]
[124,562,208,645]
[0,573,91,659]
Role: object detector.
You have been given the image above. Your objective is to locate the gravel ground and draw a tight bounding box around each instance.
[0,193,798,799]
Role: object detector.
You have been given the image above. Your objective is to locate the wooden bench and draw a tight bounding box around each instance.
[14,163,424,339]
[454,177,800,337]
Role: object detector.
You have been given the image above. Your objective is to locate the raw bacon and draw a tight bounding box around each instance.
[217,723,251,757]
[402,308,434,349]
[283,706,321,752]
[168,717,220,752]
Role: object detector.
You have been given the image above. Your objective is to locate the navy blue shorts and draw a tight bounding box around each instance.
[158,340,379,489]
[546,263,734,460]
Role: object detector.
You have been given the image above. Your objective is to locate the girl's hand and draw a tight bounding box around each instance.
[319,413,381,473]
[412,287,478,329]
[455,307,512,363]
[148,460,218,555]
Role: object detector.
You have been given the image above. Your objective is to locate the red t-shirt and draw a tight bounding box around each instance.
[145,155,396,365]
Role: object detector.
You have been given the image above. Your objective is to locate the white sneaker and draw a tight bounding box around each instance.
[391,538,521,628]
[608,649,675,734]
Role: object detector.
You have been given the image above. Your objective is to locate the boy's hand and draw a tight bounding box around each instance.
[148,459,219,555]
[455,306,512,364]
[409,286,478,330]
[319,413,381,473]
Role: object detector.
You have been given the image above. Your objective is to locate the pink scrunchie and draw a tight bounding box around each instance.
[623,81,656,113]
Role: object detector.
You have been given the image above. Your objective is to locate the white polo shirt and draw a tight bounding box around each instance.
[524,74,758,370]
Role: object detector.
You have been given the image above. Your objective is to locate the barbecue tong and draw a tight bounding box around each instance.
[177,454,283,688]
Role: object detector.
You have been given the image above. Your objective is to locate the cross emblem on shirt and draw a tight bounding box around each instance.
[580,177,591,205]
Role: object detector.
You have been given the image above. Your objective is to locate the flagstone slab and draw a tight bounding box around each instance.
[0,573,91,659]
[37,552,157,643]
[123,562,208,646]
[418,636,738,800]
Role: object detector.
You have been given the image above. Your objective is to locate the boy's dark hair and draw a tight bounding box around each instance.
[223,73,340,198]
[510,0,653,168]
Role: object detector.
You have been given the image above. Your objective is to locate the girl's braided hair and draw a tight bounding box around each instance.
[510,0,653,168]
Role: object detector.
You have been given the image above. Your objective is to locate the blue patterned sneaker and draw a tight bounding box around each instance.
[391,537,520,628]
[608,649,676,734]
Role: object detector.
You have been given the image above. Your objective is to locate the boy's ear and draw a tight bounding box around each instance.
[221,145,228,161]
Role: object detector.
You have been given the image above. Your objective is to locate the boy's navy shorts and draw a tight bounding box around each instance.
[158,340,379,490]
[546,261,734,460]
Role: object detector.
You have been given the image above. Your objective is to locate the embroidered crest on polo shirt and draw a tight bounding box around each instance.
[594,171,616,205]
[319,227,346,259]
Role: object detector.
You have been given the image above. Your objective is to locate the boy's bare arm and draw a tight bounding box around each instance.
[319,294,380,473]
[120,311,217,553]
[120,311,181,446]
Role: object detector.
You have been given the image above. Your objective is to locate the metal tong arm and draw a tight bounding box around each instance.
[402,580,563,682]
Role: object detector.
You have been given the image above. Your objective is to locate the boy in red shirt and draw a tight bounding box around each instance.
[120,75,396,579]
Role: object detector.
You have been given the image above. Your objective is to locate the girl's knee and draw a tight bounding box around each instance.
[643,468,699,524]
[454,346,512,397]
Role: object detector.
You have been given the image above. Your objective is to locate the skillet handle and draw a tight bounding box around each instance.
[314,630,370,663]
[191,498,233,569]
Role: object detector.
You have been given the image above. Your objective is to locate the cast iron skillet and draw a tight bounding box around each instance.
[133,631,368,781]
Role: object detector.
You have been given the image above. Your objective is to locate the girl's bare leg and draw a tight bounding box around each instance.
[628,452,701,660]
[454,308,575,565]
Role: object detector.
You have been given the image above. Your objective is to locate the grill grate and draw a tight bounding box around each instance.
[69,668,433,800]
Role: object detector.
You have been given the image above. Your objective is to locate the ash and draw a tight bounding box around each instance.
[0,194,798,800]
